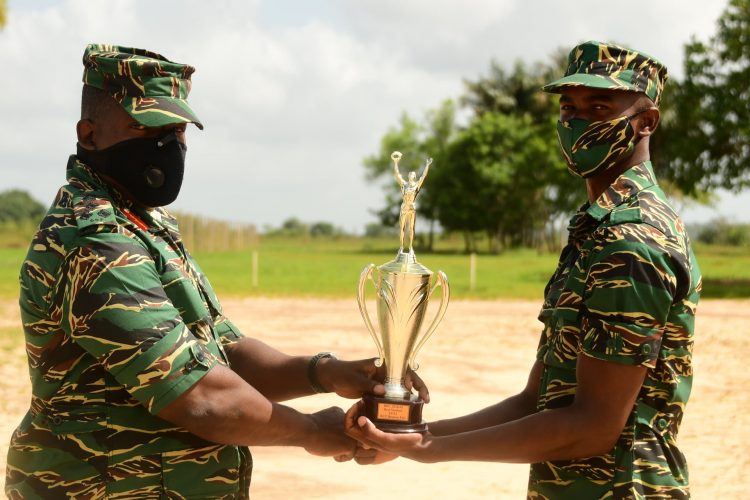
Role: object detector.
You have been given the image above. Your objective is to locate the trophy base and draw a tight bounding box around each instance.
[362,394,427,434]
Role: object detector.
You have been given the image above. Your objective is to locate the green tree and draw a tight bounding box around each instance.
[363,112,422,230]
[274,217,307,237]
[695,218,750,246]
[0,190,46,222]
[363,222,398,238]
[310,221,337,237]
[448,53,580,252]
[656,0,750,195]
[433,112,566,252]
[461,50,568,122]
[364,52,583,253]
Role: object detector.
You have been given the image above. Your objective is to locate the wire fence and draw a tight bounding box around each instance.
[171,212,258,253]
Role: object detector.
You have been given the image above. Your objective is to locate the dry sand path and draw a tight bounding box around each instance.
[1,298,748,498]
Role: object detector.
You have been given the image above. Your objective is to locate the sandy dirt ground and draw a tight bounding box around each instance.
[1,297,749,499]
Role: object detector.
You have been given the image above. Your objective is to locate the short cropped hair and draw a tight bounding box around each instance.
[636,93,659,110]
[81,84,121,120]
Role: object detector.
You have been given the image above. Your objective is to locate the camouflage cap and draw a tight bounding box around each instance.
[542,41,668,105]
[82,44,203,129]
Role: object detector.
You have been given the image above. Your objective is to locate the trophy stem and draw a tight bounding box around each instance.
[383,377,411,400]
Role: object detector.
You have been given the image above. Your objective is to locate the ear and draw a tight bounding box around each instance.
[636,108,660,137]
[76,119,96,150]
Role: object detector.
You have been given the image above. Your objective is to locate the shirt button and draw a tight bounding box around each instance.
[641,344,652,354]
[196,351,205,362]
[51,416,63,425]
[184,362,193,373]
[657,418,668,430]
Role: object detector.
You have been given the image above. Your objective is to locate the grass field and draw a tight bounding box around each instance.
[1,234,748,300]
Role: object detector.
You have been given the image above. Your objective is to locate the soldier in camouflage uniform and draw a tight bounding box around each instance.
[6,44,427,499]
[346,41,701,499]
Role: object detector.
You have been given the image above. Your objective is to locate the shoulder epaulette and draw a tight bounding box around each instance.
[72,194,119,234]
[609,204,643,225]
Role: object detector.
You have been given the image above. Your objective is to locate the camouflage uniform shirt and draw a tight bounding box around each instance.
[529,162,701,499]
[6,157,252,499]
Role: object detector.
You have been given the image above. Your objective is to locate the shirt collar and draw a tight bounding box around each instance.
[565,161,658,245]
[585,161,657,221]
[65,155,182,234]
[66,154,134,210]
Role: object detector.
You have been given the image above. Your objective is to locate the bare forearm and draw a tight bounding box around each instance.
[430,361,542,436]
[207,399,315,448]
[160,365,355,458]
[225,337,314,401]
[159,366,314,447]
[429,391,537,437]
[425,405,617,464]
[422,358,641,464]
[347,359,643,466]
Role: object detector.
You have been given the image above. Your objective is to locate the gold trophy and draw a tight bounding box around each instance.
[357,151,449,433]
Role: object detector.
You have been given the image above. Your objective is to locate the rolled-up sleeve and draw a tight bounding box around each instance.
[55,231,218,414]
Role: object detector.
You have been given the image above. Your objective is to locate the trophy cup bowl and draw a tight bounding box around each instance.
[357,252,449,433]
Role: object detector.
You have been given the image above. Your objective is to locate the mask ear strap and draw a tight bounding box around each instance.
[627,108,652,120]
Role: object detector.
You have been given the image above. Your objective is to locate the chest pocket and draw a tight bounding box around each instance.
[187,257,224,316]
[541,243,593,368]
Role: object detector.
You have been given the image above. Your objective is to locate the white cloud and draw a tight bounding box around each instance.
[0,0,743,232]
[333,0,516,47]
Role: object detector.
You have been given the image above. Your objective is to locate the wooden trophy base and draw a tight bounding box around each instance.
[362,394,427,434]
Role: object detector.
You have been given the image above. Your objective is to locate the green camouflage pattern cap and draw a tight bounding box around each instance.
[542,41,668,105]
[82,44,203,129]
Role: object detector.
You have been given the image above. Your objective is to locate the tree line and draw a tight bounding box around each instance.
[3,189,749,251]
[364,0,749,253]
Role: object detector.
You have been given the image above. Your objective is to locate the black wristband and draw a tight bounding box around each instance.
[308,352,336,393]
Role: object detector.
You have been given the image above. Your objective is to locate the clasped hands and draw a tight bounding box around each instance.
[307,356,430,464]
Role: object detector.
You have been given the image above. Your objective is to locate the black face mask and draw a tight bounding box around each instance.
[77,131,187,207]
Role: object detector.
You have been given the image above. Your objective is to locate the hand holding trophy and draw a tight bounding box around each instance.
[356,151,449,433]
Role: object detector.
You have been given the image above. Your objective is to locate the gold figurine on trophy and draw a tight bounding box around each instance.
[392,151,432,255]
[356,151,449,433]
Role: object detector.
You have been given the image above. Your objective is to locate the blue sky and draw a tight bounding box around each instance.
[1,0,745,232]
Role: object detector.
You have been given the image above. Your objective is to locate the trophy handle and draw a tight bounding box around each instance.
[408,271,450,371]
[357,264,384,367]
